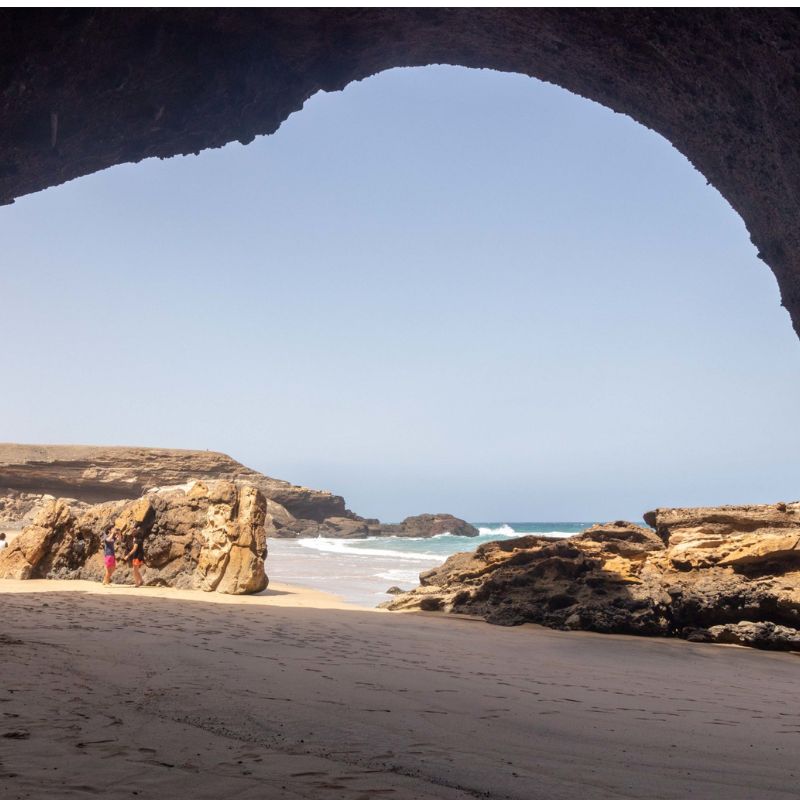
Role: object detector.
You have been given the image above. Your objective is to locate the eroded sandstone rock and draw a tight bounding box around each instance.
[386,507,800,651]
[0,480,268,594]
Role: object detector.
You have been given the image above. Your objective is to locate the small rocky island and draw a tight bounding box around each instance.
[386,502,800,651]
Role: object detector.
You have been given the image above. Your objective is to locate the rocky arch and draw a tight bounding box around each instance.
[2,9,799,335]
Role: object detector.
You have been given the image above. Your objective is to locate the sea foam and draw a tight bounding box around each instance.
[477,523,517,537]
[297,536,443,562]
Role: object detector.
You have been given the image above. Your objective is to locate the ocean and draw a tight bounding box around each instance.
[266,522,593,608]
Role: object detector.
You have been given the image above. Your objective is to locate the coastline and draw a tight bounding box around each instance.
[266,536,441,607]
[2,578,800,799]
[266,523,588,607]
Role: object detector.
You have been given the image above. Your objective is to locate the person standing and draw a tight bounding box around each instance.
[0,532,7,550]
[102,524,118,585]
[124,523,145,588]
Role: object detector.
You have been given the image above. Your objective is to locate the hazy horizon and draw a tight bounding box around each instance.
[2,65,799,521]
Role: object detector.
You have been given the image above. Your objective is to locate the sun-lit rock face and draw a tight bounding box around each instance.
[0,480,268,594]
[386,504,800,651]
[1,10,799,336]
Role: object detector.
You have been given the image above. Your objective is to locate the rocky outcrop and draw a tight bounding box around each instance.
[380,514,479,538]
[276,516,373,539]
[386,503,800,651]
[273,512,478,539]
[0,480,268,594]
[0,444,350,522]
[0,490,54,531]
[0,445,474,542]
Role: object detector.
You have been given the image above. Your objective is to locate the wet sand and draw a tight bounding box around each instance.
[1,578,798,799]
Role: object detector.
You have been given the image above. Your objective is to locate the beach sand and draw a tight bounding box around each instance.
[1,579,798,799]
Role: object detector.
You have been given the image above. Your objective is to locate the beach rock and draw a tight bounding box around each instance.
[0,480,268,594]
[385,506,800,651]
[707,621,800,650]
[380,514,479,539]
[645,502,800,569]
[317,516,372,538]
[274,516,371,539]
[264,498,295,536]
[0,490,49,526]
[274,512,478,539]
[273,514,479,539]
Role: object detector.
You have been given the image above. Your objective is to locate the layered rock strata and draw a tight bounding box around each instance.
[386,503,800,651]
[0,444,350,521]
[0,480,268,594]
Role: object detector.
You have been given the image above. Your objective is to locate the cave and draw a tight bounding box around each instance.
[2,9,799,337]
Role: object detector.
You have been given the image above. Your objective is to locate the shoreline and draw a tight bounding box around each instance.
[0,576,372,611]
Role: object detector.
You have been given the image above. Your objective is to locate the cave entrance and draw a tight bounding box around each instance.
[1,65,799,521]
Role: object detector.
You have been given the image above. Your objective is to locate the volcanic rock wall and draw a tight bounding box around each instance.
[2,10,800,336]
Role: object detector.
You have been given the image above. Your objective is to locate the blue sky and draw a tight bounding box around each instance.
[1,66,798,522]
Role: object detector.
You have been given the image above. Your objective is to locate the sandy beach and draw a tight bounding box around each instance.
[1,579,798,799]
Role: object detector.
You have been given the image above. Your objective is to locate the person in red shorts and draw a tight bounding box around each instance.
[124,523,145,588]
[102,523,119,585]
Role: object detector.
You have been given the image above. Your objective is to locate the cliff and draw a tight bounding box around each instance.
[386,502,800,651]
[0,443,349,521]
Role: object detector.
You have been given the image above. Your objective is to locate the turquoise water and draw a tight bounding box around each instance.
[338,522,593,560]
[268,522,594,607]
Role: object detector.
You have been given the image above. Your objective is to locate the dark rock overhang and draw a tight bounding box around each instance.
[2,9,799,334]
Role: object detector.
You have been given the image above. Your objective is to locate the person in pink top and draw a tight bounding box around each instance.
[102,524,119,585]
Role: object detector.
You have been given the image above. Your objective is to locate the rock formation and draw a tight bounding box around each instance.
[0,443,350,521]
[0,480,268,594]
[0,490,53,530]
[386,502,800,651]
[274,513,478,539]
[2,10,800,339]
[380,514,479,539]
[0,445,474,542]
